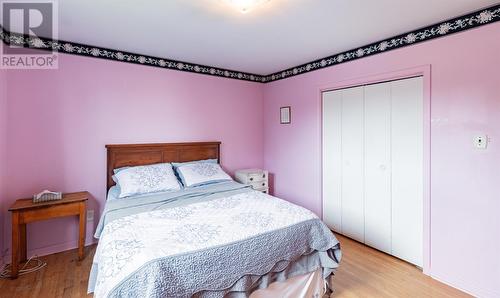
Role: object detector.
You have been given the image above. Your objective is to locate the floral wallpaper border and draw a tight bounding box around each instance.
[1,4,499,83]
[0,25,265,82]
[263,4,500,82]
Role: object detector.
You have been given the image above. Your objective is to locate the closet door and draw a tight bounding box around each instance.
[391,77,424,266]
[322,90,343,232]
[340,87,365,242]
[364,82,392,253]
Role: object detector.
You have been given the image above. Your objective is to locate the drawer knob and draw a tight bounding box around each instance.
[250,177,254,181]
[262,183,265,186]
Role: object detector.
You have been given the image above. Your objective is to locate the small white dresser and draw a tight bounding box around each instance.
[235,169,269,194]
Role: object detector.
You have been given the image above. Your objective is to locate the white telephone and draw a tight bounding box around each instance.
[33,190,62,203]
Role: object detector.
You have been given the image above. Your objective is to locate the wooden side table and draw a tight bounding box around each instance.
[8,191,89,279]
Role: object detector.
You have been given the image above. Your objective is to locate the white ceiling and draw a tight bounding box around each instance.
[14,0,500,74]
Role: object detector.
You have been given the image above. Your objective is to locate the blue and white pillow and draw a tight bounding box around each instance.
[114,163,181,198]
[176,162,232,188]
[171,159,218,168]
[112,166,130,184]
[113,166,130,174]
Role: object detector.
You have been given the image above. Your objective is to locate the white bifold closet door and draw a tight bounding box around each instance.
[391,78,424,266]
[322,76,423,267]
[339,87,365,243]
[322,91,343,232]
[364,82,392,254]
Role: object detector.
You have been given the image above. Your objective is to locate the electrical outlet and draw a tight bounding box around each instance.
[87,209,94,221]
[474,135,489,149]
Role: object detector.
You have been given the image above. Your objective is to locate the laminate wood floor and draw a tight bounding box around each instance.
[0,234,470,298]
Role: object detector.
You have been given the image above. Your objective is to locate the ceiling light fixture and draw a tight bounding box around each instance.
[226,0,269,13]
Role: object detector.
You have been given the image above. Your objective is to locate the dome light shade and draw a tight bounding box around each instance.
[226,0,269,13]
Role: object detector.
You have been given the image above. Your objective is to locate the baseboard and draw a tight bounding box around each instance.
[431,272,499,298]
[3,237,97,264]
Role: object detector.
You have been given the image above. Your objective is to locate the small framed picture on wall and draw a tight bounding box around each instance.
[280,106,291,124]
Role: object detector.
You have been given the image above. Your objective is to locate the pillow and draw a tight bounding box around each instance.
[114,163,181,198]
[176,162,232,188]
[112,166,130,186]
[171,159,218,168]
[113,166,130,174]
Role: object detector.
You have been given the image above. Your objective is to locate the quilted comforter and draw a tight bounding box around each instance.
[88,182,341,297]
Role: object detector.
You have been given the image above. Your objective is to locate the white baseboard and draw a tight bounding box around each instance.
[431,272,499,298]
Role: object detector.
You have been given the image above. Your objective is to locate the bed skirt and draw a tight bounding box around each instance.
[193,245,340,298]
[250,269,327,298]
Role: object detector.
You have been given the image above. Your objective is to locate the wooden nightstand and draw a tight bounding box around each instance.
[235,169,269,194]
[8,191,89,279]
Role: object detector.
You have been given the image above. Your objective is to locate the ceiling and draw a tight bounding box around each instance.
[5,0,500,75]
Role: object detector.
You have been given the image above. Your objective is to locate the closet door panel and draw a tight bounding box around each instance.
[322,90,343,232]
[391,77,424,266]
[364,83,392,253]
[340,87,365,242]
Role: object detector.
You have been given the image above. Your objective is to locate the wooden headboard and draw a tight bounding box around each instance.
[106,142,221,191]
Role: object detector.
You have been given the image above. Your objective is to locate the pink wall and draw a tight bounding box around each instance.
[2,54,264,259]
[263,23,500,297]
[0,70,7,264]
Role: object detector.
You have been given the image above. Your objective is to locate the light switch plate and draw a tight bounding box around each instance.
[473,135,488,149]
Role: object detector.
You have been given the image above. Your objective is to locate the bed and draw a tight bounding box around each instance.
[88,142,341,298]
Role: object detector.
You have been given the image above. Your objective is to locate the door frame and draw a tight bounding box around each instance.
[318,65,432,275]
